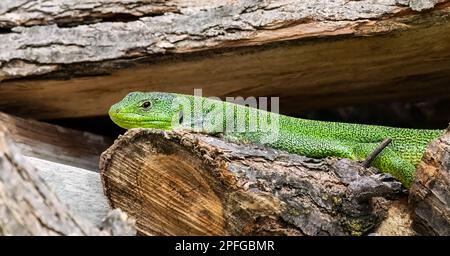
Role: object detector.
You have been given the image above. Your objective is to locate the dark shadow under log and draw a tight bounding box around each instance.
[100,129,407,236]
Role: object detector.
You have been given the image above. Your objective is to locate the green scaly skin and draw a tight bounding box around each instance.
[109,92,443,188]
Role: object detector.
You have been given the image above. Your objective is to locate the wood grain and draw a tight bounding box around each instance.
[0,1,449,119]
[100,129,408,236]
[0,131,106,235]
[0,112,114,227]
[0,112,111,171]
[28,156,110,226]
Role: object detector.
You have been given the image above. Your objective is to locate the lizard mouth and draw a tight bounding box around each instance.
[109,111,172,129]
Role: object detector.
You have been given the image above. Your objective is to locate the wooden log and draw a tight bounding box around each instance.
[409,126,450,235]
[0,112,112,226]
[0,130,135,235]
[375,197,416,236]
[0,112,111,171]
[98,208,137,236]
[99,129,407,236]
[1,1,450,119]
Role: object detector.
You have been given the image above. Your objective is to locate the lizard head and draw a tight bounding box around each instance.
[109,92,180,130]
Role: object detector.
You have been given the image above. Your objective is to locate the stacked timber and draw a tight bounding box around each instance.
[0,113,135,235]
[0,0,449,235]
[0,0,450,118]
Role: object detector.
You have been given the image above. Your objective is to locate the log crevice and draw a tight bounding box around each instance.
[0,0,179,28]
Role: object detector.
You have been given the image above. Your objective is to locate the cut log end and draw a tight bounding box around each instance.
[100,129,406,236]
[100,131,227,235]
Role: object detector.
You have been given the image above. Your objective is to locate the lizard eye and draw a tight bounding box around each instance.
[141,101,152,109]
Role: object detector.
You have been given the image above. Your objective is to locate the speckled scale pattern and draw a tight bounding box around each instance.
[109,92,444,188]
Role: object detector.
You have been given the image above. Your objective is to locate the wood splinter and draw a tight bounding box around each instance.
[362,138,392,168]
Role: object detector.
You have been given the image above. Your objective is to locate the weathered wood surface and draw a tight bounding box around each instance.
[0,130,135,235]
[100,129,410,236]
[0,112,112,171]
[0,112,112,225]
[27,156,111,226]
[98,208,137,236]
[409,126,450,235]
[0,0,450,119]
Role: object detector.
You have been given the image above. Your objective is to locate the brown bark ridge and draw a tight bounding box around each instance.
[0,129,135,235]
[99,128,407,236]
[409,127,450,235]
[0,112,113,227]
[0,1,450,119]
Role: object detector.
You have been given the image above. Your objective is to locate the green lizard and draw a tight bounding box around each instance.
[109,92,443,188]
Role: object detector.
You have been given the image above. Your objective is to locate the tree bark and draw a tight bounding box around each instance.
[0,0,450,119]
[0,130,135,235]
[99,129,409,236]
[409,127,450,235]
[0,112,112,226]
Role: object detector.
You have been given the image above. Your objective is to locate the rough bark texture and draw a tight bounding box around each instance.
[100,129,408,236]
[0,130,135,235]
[409,127,450,235]
[0,0,449,119]
[0,0,443,28]
[0,112,112,226]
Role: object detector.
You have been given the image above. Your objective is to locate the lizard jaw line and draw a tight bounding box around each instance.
[109,113,172,129]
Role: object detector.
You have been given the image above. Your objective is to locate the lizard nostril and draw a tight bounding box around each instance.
[115,108,120,113]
